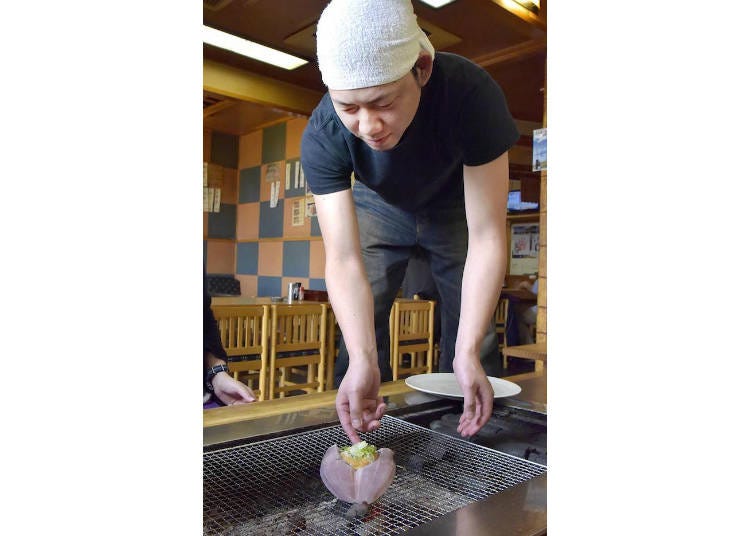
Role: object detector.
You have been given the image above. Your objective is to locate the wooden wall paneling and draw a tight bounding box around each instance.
[204,128,212,163]
[535,60,547,344]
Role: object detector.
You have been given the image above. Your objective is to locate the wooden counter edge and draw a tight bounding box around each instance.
[503,342,547,362]
[203,380,411,428]
[203,372,545,429]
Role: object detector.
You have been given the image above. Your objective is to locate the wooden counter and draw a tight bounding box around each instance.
[203,371,545,428]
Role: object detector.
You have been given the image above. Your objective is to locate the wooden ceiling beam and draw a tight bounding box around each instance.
[203,98,237,119]
[203,59,323,116]
[472,38,546,68]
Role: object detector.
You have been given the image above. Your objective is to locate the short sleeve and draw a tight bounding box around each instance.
[301,120,353,196]
[458,71,519,166]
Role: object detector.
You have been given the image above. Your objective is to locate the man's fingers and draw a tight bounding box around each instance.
[374,400,387,419]
[336,401,361,445]
[458,387,482,436]
[348,397,364,430]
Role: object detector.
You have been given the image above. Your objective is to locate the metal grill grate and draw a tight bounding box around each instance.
[204,415,547,535]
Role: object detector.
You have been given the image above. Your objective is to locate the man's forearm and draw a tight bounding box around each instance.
[455,236,507,358]
[325,257,378,364]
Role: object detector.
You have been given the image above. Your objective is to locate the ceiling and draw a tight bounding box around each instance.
[203,0,546,138]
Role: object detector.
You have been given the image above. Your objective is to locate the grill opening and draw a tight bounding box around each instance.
[204,415,546,535]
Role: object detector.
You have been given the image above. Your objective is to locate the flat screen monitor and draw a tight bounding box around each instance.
[507,190,539,212]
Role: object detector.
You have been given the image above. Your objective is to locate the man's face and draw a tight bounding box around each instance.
[329,72,421,151]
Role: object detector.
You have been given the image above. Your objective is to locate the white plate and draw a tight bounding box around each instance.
[405,373,521,400]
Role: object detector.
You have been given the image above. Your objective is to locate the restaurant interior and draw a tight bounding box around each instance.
[203,1,548,534]
[203,0,547,370]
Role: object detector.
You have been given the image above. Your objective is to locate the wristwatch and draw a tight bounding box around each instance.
[205,364,230,392]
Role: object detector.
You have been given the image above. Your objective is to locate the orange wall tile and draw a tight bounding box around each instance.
[203,212,208,239]
[236,203,260,241]
[238,130,262,169]
[236,275,258,297]
[283,196,311,237]
[222,167,238,204]
[309,240,326,279]
[285,117,308,159]
[258,241,283,276]
[206,240,235,274]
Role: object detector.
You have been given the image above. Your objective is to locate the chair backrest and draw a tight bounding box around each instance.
[390,298,435,380]
[211,304,269,400]
[211,304,268,357]
[393,298,435,343]
[268,303,328,399]
[270,303,328,353]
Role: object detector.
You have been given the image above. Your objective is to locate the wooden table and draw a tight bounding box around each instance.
[502,341,546,371]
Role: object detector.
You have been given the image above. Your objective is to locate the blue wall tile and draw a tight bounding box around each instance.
[210,131,238,168]
[207,204,236,239]
[309,278,327,291]
[283,241,310,278]
[257,276,281,297]
[262,123,286,164]
[239,166,261,203]
[311,216,321,237]
[236,242,259,275]
[259,200,284,238]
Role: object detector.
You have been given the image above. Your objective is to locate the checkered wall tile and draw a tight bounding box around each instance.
[282,241,309,278]
[236,242,259,275]
[207,204,236,239]
[309,278,327,291]
[239,167,261,203]
[211,131,238,169]
[257,276,282,297]
[205,117,328,297]
[259,200,284,238]
[262,123,286,164]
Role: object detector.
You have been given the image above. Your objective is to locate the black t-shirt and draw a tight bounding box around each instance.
[301,52,520,212]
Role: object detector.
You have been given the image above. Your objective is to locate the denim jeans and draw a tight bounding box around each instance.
[334,181,501,386]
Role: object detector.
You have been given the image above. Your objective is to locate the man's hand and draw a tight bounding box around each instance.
[212,372,257,406]
[336,360,387,444]
[453,356,494,437]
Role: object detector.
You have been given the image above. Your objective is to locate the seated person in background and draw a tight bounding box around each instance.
[513,277,539,345]
[204,286,257,407]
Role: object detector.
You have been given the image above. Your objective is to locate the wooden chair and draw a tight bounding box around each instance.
[268,303,328,399]
[211,305,269,401]
[495,298,510,369]
[389,298,435,381]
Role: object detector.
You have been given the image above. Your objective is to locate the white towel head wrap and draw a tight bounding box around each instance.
[316,0,435,90]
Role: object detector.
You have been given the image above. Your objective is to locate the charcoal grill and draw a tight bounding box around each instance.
[204,414,547,535]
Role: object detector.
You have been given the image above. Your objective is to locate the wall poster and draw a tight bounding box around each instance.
[532,128,547,172]
[509,222,539,275]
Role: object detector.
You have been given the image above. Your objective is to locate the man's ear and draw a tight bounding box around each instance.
[413,51,433,87]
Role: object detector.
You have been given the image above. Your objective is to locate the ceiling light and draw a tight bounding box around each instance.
[511,0,540,13]
[202,25,308,70]
[419,0,458,8]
